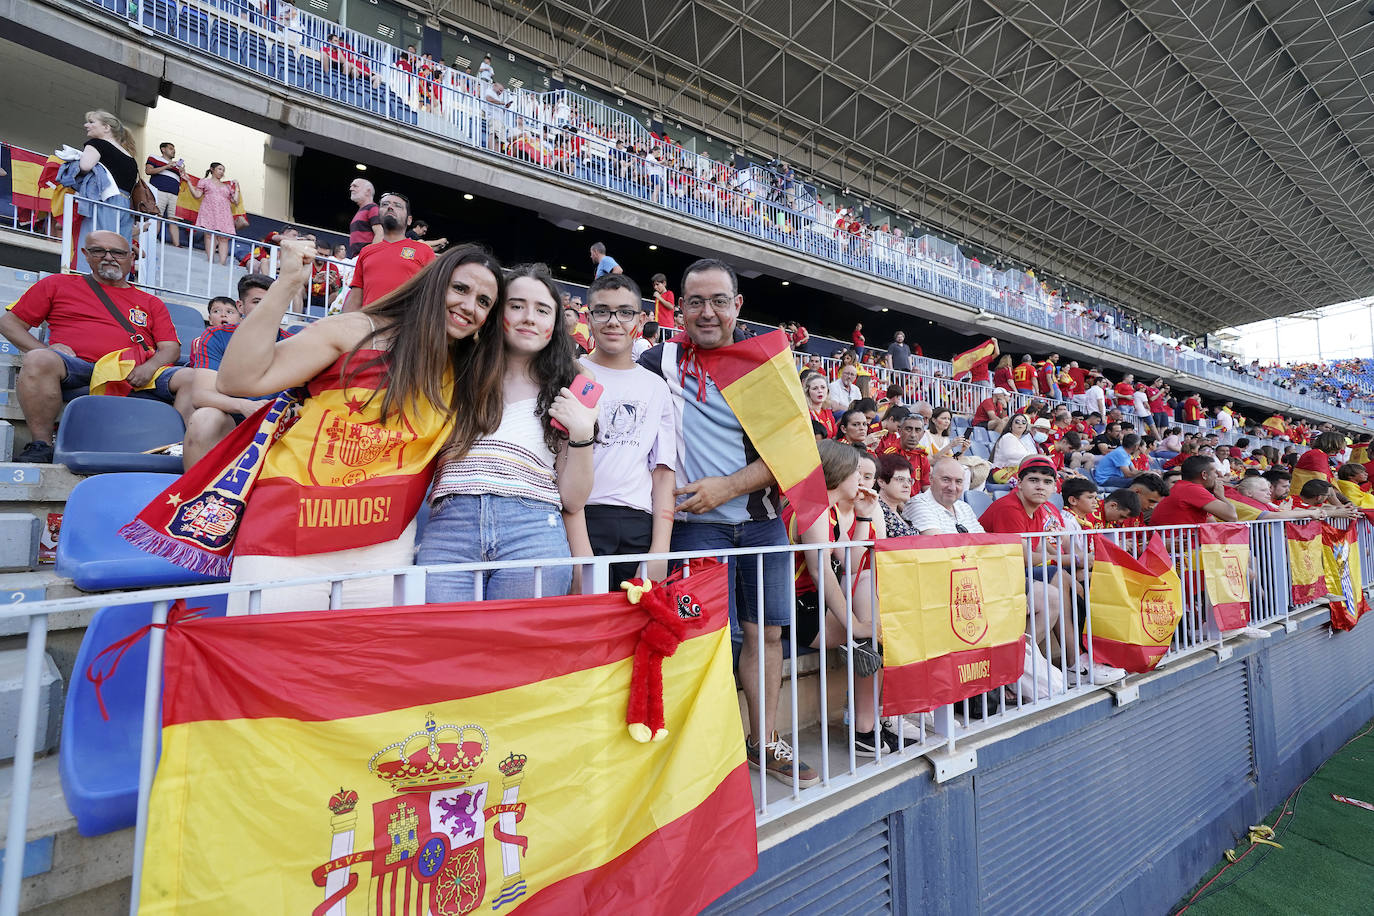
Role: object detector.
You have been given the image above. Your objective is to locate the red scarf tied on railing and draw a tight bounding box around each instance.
[84,599,214,721]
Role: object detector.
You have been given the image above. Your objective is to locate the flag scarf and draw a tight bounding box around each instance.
[138,561,758,914]
[1285,520,1326,605]
[1086,535,1184,673]
[1289,451,1332,498]
[1223,486,1267,523]
[874,534,1027,714]
[672,329,827,529]
[174,176,248,223]
[951,338,996,380]
[88,347,176,397]
[1197,523,1251,631]
[1322,522,1368,631]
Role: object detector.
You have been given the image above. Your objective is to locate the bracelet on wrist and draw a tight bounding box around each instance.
[568,436,596,448]
[855,515,873,523]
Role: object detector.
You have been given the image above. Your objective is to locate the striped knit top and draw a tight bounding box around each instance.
[431,398,561,507]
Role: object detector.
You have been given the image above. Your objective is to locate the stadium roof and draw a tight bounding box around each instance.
[434,0,1374,334]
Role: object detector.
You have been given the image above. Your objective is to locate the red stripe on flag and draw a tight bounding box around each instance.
[1089,634,1168,673]
[880,637,1025,715]
[522,763,757,914]
[789,462,830,532]
[1211,599,1249,632]
[162,562,731,725]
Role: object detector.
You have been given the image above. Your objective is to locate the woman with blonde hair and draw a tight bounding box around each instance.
[76,110,139,270]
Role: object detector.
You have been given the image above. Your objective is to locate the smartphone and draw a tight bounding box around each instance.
[552,373,604,434]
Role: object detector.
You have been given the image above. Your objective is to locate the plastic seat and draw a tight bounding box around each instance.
[54,396,185,474]
[56,472,227,590]
[970,426,994,445]
[962,489,993,517]
[165,301,207,360]
[967,440,991,460]
[1048,492,1064,510]
[60,595,227,836]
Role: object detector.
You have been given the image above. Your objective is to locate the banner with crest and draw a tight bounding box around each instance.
[1085,535,1183,673]
[874,534,1027,714]
[1197,523,1252,631]
[137,561,756,914]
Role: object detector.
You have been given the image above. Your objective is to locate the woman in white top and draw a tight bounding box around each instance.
[419,263,600,602]
[924,405,992,490]
[989,413,1037,476]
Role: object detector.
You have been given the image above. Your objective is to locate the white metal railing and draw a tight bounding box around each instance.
[0,513,1360,913]
[60,0,1374,429]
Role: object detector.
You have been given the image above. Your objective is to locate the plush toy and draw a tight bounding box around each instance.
[621,572,709,743]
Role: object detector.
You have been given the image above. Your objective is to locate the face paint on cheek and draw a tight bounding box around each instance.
[501,317,513,333]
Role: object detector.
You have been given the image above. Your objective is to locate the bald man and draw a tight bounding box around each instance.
[346,177,382,257]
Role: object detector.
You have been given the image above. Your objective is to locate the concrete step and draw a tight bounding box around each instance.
[0,755,133,914]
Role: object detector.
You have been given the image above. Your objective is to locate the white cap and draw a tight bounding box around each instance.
[993,387,1009,396]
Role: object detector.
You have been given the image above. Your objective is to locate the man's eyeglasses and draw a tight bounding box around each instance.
[588,307,640,324]
[84,246,131,259]
[683,294,735,312]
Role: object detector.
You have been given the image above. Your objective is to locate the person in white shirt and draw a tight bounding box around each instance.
[1084,376,1108,418]
[575,275,677,587]
[905,457,985,535]
[1215,403,1235,433]
[828,364,862,410]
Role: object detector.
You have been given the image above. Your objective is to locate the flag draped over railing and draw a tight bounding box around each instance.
[874,534,1027,714]
[1085,535,1183,673]
[1285,520,1325,606]
[1198,523,1252,631]
[1323,522,1368,631]
[138,561,757,914]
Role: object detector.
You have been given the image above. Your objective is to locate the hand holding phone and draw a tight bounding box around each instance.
[550,373,603,436]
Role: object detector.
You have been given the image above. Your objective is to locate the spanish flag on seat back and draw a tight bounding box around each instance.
[1322,521,1368,631]
[1197,523,1251,631]
[1285,520,1325,605]
[139,561,758,914]
[874,534,1026,714]
[951,338,996,381]
[1086,535,1183,673]
[676,329,827,529]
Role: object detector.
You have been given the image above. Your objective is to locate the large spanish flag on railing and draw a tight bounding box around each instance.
[139,562,756,914]
[1285,520,1325,605]
[1322,522,1368,631]
[6,145,48,213]
[874,534,1026,714]
[680,329,827,529]
[1086,535,1183,672]
[951,338,996,380]
[1198,523,1251,630]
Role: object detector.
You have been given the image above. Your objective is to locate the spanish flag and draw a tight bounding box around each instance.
[138,561,757,914]
[1323,522,1368,631]
[1224,486,1267,522]
[1198,523,1251,631]
[88,347,176,397]
[1285,520,1325,605]
[174,177,248,223]
[1261,415,1287,438]
[677,329,827,529]
[1290,449,1332,497]
[1336,480,1374,509]
[6,145,48,214]
[874,534,1026,714]
[1086,535,1183,673]
[951,338,996,381]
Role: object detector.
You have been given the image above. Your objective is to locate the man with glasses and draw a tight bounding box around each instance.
[906,456,983,535]
[639,258,820,789]
[579,274,676,586]
[1,231,181,462]
[341,192,434,311]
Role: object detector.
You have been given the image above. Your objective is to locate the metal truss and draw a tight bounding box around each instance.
[421,0,1374,334]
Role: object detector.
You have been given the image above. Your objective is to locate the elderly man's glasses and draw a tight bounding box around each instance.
[84,246,131,259]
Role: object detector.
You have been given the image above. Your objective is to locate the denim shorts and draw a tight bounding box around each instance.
[671,517,791,628]
[54,350,178,403]
[418,493,571,603]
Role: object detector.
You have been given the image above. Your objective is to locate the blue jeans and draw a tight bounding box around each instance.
[671,517,790,630]
[418,493,571,602]
[1097,475,1135,490]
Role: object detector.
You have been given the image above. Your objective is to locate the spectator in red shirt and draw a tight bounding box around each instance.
[651,273,676,330]
[1,231,182,462]
[1012,354,1037,393]
[1113,372,1136,410]
[345,177,382,257]
[878,414,932,493]
[804,372,838,440]
[1150,456,1237,525]
[341,192,435,311]
[852,322,865,359]
[992,353,1014,391]
[972,387,1012,434]
[1182,393,1204,424]
[1147,381,1170,431]
[1065,360,1088,401]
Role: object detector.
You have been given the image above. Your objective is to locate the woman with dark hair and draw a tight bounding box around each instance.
[420,263,600,601]
[213,239,505,612]
[189,161,240,265]
[876,453,917,537]
[989,413,1036,484]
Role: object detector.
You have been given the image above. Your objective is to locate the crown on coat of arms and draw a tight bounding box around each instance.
[328,787,359,814]
[498,752,527,777]
[368,714,489,793]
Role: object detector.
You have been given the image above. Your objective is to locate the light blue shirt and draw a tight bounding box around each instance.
[594,254,620,278]
[1094,446,1135,485]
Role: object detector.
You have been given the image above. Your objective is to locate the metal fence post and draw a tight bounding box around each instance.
[0,615,49,916]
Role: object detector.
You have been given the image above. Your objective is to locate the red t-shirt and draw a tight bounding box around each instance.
[7,274,176,363]
[1150,480,1218,526]
[1038,362,1058,391]
[972,397,1006,426]
[654,290,676,329]
[1066,367,1088,396]
[1183,397,1203,423]
[1113,381,1135,407]
[979,492,1065,552]
[349,239,436,307]
[993,366,1014,390]
[853,329,865,349]
[1012,363,1036,391]
[811,408,838,440]
[1146,388,1166,413]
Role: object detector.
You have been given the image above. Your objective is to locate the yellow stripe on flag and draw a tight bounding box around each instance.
[722,345,818,492]
[1088,536,1183,672]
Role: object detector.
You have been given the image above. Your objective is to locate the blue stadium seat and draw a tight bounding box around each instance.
[967,440,991,460]
[54,396,185,474]
[175,7,211,49]
[963,489,993,517]
[210,19,241,59]
[166,301,206,360]
[57,472,226,590]
[142,0,175,34]
[970,426,994,445]
[60,595,227,836]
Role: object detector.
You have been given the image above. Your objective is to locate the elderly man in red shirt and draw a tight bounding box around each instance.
[1,231,182,462]
[972,386,1012,434]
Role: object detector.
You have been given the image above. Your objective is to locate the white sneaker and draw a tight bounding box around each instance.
[1081,661,1126,684]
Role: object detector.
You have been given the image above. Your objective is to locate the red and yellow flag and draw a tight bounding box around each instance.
[951,338,996,380]
[1087,535,1183,673]
[1223,486,1267,523]
[7,145,47,213]
[1285,520,1325,606]
[875,534,1026,714]
[1261,415,1287,438]
[1322,522,1368,631]
[680,329,827,529]
[88,347,174,397]
[175,177,248,223]
[1198,523,1251,631]
[139,562,757,914]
